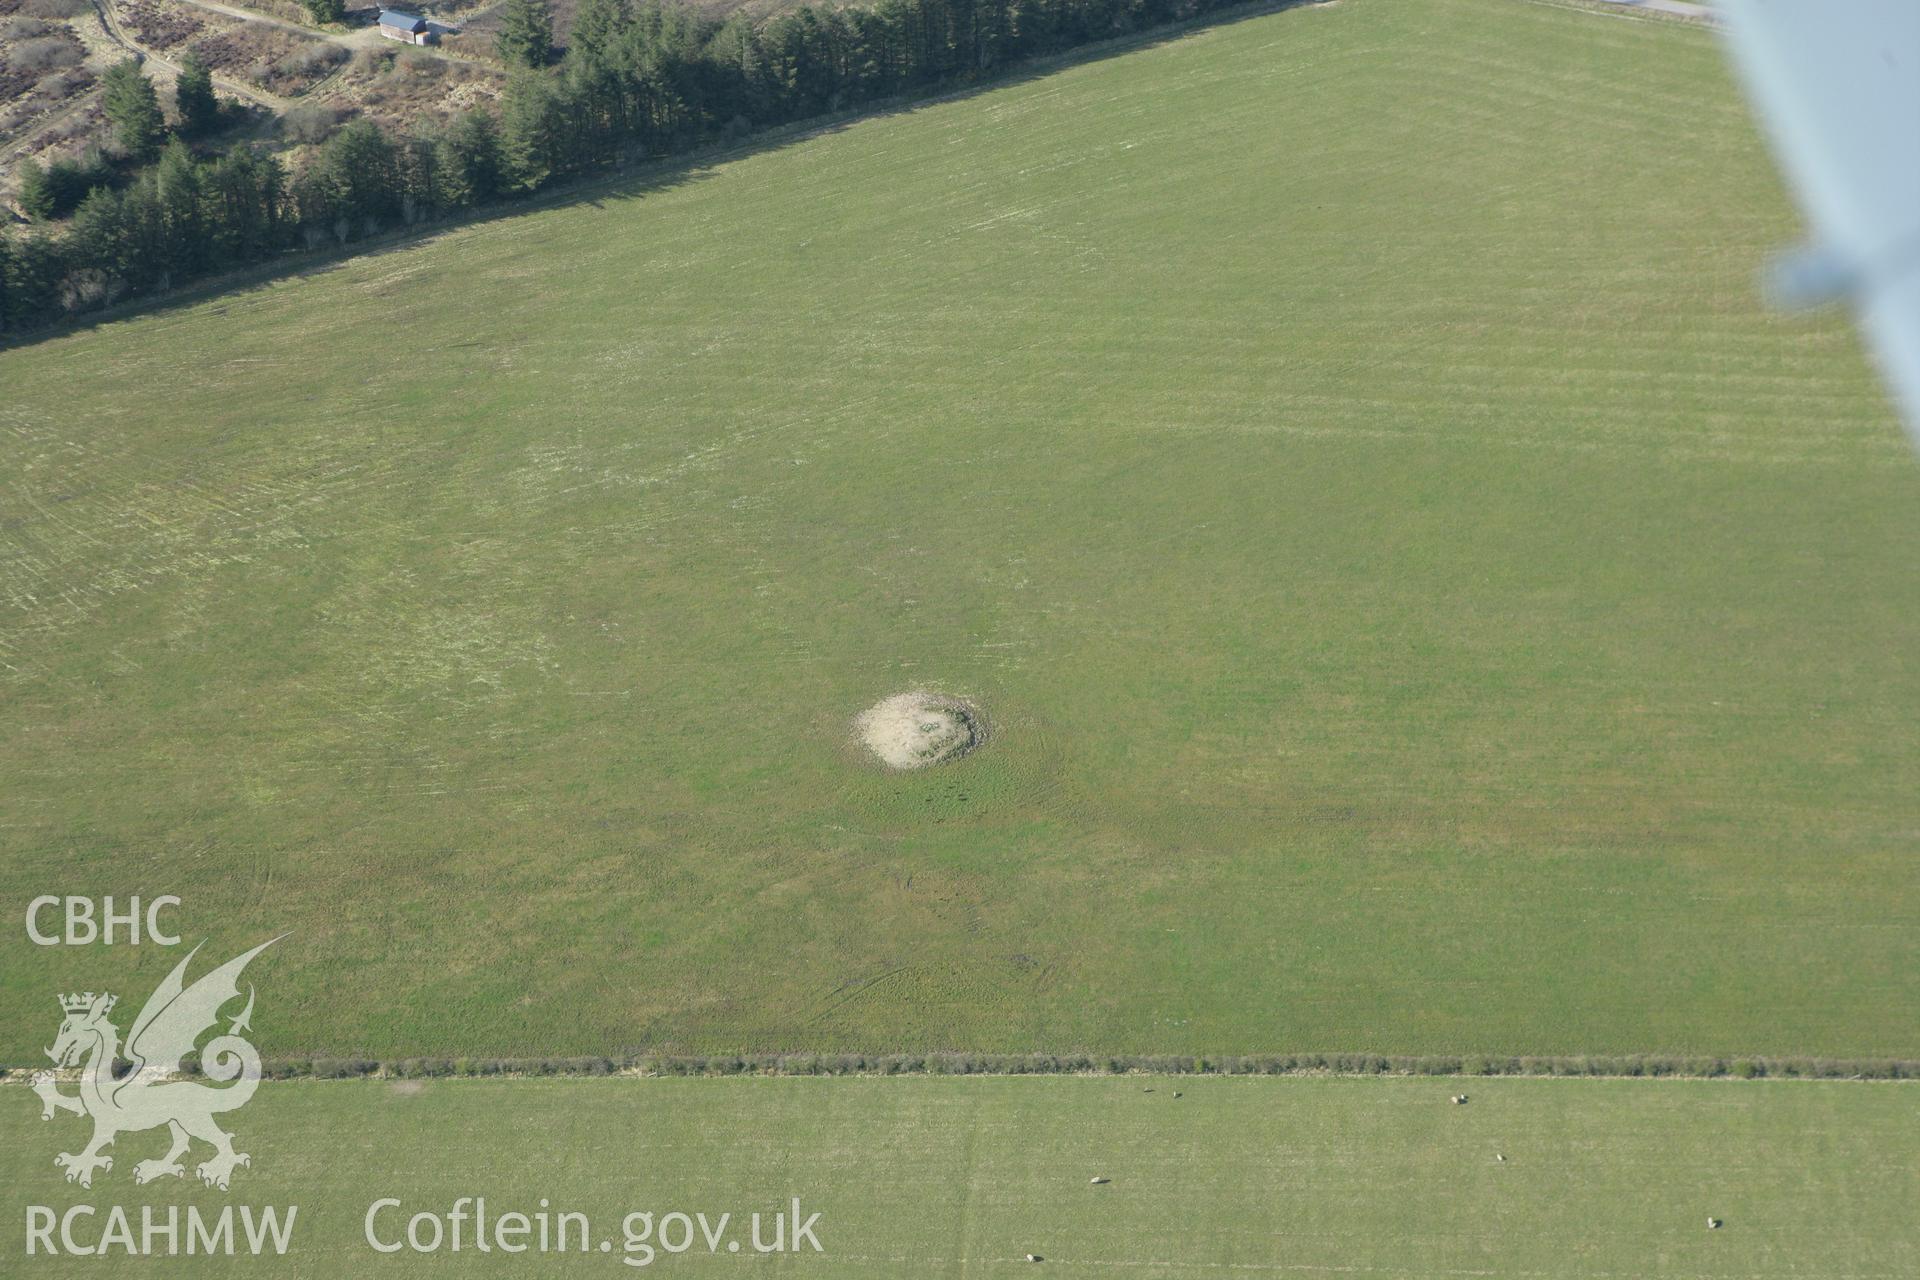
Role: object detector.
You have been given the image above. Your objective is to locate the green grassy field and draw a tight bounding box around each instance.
[3,0,1918,1063]
[3,1076,1914,1275]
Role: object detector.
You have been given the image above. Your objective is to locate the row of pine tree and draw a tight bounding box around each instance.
[2,0,1235,334]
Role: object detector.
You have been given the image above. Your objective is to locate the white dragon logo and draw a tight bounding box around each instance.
[29,937,281,1191]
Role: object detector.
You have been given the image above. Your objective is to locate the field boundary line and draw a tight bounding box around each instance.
[7,1051,1915,1083]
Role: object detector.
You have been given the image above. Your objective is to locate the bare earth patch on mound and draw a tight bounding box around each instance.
[857,692,982,769]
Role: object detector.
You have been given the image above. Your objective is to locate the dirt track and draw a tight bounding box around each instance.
[90,0,288,109]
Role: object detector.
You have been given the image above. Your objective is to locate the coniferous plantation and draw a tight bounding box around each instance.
[0,0,1251,335]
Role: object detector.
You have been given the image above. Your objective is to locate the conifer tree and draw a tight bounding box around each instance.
[101,60,165,161]
[496,0,554,69]
[176,53,220,136]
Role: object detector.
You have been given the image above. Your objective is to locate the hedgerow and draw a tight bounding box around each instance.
[18,1051,1906,1082]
